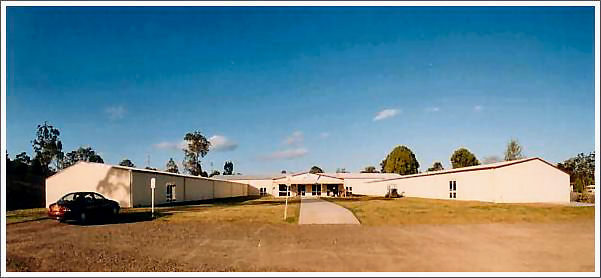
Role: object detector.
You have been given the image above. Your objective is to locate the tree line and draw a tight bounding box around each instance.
[6,122,239,209]
[304,138,594,192]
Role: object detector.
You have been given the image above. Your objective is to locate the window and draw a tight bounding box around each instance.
[61,193,76,202]
[345,186,353,196]
[259,187,267,196]
[449,181,456,199]
[166,183,176,202]
[279,184,290,197]
[93,193,106,200]
[312,184,321,196]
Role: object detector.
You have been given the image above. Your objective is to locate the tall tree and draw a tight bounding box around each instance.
[450,148,480,169]
[223,161,234,175]
[62,146,104,168]
[380,145,420,175]
[182,131,211,176]
[336,168,349,173]
[118,159,135,168]
[31,121,63,174]
[557,152,595,193]
[504,138,525,161]
[309,166,324,174]
[281,170,287,174]
[360,166,379,173]
[165,158,179,173]
[427,162,444,172]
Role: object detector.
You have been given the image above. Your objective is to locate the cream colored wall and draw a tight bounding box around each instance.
[131,172,249,207]
[345,179,389,196]
[184,178,214,201]
[493,159,570,203]
[233,179,273,196]
[368,160,569,203]
[390,170,496,201]
[45,163,132,208]
[131,171,185,207]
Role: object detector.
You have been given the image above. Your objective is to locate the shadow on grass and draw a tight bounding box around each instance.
[63,211,173,226]
[154,195,263,208]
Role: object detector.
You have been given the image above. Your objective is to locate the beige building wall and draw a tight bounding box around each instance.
[385,170,496,201]
[45,162,132,208]
[368,158,570,203]
[131,171,185,207]
[346,179,390,196]
[184,177,215,201]
[233,179,273,196]
[493,159,570,203]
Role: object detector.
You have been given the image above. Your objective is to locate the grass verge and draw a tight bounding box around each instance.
[330,196,595,225]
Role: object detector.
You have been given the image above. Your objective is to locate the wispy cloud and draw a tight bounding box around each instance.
[474,105,483,112]
[319,132,330,139]
[209,135,238,152]
[373,109,400,121]
[105,105,126,120]
[259,148,308,161]
[153,140,186,151]
[425,107,440,113]
[283,131,304,146]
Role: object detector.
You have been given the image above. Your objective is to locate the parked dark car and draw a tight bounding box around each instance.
[48,192,120,224]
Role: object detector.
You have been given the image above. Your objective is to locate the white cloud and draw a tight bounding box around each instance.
[153,140,187,151]
[425,107,440,112]
[283,131,304,146]
[105,105,126,120]
[319,132,330,139]
[373,109,400,121]
[260,148,308,161]
[209,135,238,152]
[474,105,483,112]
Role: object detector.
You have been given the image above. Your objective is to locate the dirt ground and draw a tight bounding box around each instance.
[6,218,595,272]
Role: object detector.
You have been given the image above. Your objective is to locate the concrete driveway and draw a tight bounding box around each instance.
[298,198,360,225]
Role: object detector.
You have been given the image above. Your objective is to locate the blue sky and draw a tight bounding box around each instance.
[6,6,595,174]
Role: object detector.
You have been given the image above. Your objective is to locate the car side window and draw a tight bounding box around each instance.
[83,193,94,202]
[61,193,75,201]
[93,193,106,200]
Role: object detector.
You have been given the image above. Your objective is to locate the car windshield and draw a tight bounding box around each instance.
[94,193,106,200]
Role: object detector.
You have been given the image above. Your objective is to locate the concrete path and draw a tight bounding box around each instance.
[298,198,360,225]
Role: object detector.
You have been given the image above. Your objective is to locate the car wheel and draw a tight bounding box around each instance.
[112,207,119,219]
[79,212,87,224]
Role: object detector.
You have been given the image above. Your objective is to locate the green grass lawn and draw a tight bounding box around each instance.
[330,196,595,225]
[6,208,48,224]
[6,196,301,225]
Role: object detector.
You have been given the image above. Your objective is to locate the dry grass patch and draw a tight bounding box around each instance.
[330,196,594,225]
[160,196,301,224]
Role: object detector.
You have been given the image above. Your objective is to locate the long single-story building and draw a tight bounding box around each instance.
[214,172,402,197]
[215,157,570,204]
[48,157,570,208]
[45,161,248,208]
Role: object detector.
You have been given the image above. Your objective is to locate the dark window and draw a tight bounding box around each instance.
[279,184,289,197]
[166,183,176,202]
[449,181,457,199]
